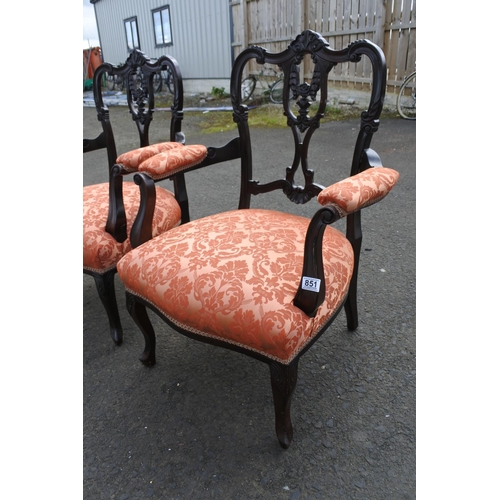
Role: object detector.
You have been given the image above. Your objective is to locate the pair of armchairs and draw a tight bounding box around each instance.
[83,30,399,449]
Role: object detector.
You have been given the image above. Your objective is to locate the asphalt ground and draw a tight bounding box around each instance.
[83,103,416,499]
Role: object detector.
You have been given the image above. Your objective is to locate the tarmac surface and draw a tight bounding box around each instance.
[83,100,416,499]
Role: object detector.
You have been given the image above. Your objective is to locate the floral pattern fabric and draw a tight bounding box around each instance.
[317,167,399,217]
[116,142,183,171]
[137,144,208,179]
[117,209,354,364]
[83,182,181,273]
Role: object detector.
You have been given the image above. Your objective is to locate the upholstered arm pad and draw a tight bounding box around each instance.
[137,144,208,179]
[317,167,399,217]
[116,142,184,171]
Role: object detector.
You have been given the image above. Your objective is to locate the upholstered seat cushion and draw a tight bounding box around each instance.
[117,209,354,364]
[83,182,181,273]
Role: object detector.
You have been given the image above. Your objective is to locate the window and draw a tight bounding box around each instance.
[152,6,173,47]
[124,17,140,51]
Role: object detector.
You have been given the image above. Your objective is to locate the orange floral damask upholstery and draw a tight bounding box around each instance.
[117,209,354,364]
[137,144,208,179]
[115,143,209,179]
[116,142,184,172]
[83,182,181,274]
[318,167,399,217]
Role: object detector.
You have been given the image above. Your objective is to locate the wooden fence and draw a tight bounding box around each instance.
[230,0,416,95]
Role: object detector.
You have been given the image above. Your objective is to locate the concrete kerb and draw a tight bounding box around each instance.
[83,88,398,113]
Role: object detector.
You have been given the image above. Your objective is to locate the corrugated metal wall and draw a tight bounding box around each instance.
[94,0,233,80]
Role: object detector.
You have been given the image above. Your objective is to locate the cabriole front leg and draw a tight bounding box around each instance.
[269,358,299,449]
[126,293,156,367]
[92,268,123,345]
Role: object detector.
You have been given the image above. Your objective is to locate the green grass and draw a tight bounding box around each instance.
[194,103,368,134]
[199,105,285,134]
[155,93,399,134]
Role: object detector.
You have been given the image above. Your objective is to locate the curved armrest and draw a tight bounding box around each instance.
[294,167,399,318]
[137,144,208,179]
[115,142,185,172]
[105,167,160,248]
[293,207,341,317]
[105,164,128,243]
[118,138,242,181]
[130,173,157,248]
[317,167,399,217]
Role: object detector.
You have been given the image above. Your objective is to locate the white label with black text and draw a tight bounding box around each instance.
[301,277,321,292]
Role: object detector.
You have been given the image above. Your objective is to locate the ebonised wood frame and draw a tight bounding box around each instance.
[123,30,387,448]
[83,49,186,345]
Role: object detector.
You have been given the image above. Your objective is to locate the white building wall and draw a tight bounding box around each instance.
[93,0,233,92]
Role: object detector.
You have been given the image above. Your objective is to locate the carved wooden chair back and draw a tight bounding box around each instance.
[83,50,189,346]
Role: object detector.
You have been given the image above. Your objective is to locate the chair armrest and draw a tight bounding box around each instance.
[113,138,241,182]
[294,167,399,317]
[105,167,163,248]
[105,164,128,243]
[317,167,399,217]
[137,144,208,179]
[149,137,242,179]
[115,142,185,172]
[130,173,157,248]
[293,207,341,317]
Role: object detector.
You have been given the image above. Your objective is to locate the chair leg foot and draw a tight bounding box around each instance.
[93,269,123,345]
[126,293,156,366]
[269,359,299,449]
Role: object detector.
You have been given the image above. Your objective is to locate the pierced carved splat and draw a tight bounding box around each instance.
[93,49,184,156]
[128,68,151,125]
[230,32,385,207]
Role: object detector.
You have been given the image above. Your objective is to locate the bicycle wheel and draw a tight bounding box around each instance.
[106,74,115,91]
[153,72,163,93]
[270,78,284,104]
[241,77,256,102]
[162,68,174,94]
[397,71,416,120]
[270,77,294,105]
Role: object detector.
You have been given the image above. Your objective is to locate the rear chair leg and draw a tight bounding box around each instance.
[344,273,359,331]
[126,293,156,366]
[345,212,361,331]
[269,358,299,449]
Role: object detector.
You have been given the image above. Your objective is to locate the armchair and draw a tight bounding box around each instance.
[83,50,207,345]
[116,31,399,448]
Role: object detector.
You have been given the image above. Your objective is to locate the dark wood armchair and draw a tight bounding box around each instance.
[83,50,207,346]
[115,31,400,448]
